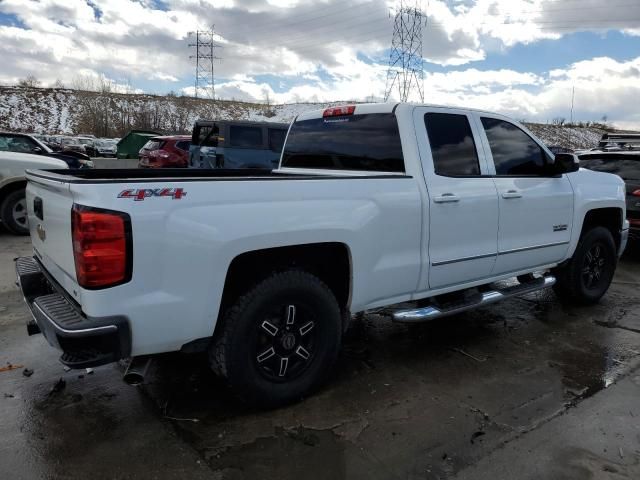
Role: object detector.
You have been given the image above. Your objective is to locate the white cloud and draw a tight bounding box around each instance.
[1,0,640,127]
[150,72,180,82]
[412,56,640,127]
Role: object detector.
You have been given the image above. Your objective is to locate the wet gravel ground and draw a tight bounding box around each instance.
[1,229,639,479]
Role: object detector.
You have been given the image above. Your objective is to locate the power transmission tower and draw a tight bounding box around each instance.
[188,27,221,100]
[384,1,427,102]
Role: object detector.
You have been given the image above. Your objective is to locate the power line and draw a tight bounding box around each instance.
[229,1,381,38]
[229,0,640,43]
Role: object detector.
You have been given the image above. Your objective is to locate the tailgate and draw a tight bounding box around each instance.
[25,172,79,298]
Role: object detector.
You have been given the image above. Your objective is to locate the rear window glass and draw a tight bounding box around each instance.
[424,113,480,176]
[579,154,640,180]
[230,126,263,148]
[143,140,164,150]
[281,113,404,172]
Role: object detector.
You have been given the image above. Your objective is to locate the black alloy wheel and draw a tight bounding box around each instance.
[581,242,608,290]
[210,270,342,407]
[553,226,616,304]
[254,303,316,382]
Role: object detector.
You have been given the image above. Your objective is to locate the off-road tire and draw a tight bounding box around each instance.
[553,226,616,305]
[209,270,342,408]
[1,189,29,235]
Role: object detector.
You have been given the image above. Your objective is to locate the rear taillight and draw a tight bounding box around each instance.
[72,205,131,289]
[632,189,640,197]
[323,105,355,117]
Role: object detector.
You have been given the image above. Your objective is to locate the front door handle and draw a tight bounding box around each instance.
[502,190,522,199]
[433,193,460,203]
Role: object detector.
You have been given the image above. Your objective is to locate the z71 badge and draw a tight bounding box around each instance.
[118,188,187,201]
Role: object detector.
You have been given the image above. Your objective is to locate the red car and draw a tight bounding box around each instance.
[138,135,190,168]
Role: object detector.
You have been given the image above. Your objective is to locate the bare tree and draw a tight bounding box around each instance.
[262,88,271,107]
[18,75,41,88]
[72,74,97,92]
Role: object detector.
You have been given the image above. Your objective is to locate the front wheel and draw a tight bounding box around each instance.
[210,270,342,408]
[1,189,29,235]
[553,226,617,305]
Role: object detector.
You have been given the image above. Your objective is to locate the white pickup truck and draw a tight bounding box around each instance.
[16,103,629,407]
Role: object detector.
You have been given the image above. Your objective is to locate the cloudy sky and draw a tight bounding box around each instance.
[1,0,640,127]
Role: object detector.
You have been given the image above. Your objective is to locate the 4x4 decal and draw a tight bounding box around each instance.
[118,188,187,201]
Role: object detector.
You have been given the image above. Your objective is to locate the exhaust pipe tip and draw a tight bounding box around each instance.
[123,356,152,386]
[123,371,145,386]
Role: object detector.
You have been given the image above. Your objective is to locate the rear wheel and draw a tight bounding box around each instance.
[1,189,29,235]
[553,226,616,304]
[210,270,342,408]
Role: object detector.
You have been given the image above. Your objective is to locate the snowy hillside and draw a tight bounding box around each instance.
[0,85,622,150]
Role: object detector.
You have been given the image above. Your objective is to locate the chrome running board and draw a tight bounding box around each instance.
[392,276,556,323]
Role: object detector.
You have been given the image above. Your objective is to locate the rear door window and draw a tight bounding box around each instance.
[229,126,263,148]
[281,113,404,172]
[481,117,548,176]
[424,113,480,176]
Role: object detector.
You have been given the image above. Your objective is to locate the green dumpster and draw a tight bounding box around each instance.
[116,130,160,159]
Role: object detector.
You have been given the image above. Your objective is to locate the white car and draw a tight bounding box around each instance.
[15,103,628,407]
[0,151,68,234]
[96,139,117,157]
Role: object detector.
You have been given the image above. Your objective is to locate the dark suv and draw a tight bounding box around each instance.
[579,151,640,244]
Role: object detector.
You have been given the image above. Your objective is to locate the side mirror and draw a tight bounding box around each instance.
[32,146,42,154]
[551,153,579,174]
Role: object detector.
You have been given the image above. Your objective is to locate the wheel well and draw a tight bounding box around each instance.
[580,208,623,251]
[0,180,26,206]
[220,242,352,318]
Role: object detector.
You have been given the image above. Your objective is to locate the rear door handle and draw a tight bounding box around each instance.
[433,193,460,203]
[502,190,522,199]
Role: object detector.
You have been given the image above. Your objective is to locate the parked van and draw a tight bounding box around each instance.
[189,120,289,169]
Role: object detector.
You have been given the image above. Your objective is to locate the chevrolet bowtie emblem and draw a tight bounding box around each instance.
[36,224,46,241]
